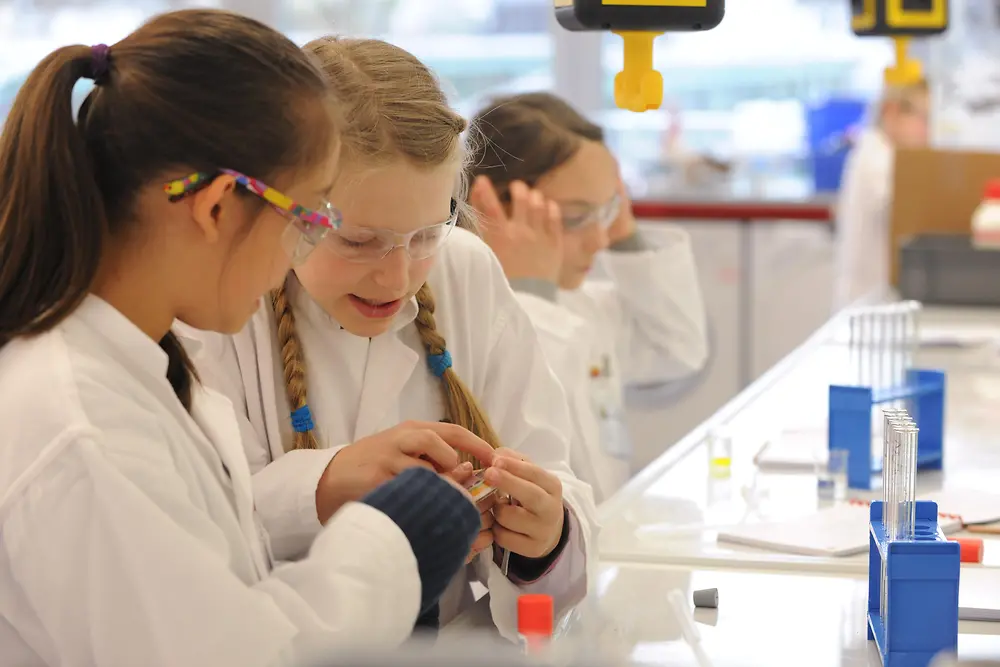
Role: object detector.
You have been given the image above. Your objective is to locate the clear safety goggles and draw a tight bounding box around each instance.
[560,192,621,232]
[323,199,458,263]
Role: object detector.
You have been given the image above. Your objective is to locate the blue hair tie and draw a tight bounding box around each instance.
[290,405,315,433]
[427,350,452,378]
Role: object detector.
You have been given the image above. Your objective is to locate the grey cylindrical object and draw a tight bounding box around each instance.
[693,588,718,609]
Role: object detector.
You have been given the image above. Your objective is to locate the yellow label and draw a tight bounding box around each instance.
[886,0,946,29]
[554,0,573,7]
[603,0,708,6]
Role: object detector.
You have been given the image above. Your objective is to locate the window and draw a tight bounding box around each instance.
[0,0,555,126]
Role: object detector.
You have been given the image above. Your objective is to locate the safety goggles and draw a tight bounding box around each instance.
[323,199,459,263]
[559,191,621,232]
[163,169,343,265]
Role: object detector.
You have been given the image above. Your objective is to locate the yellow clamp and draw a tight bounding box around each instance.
[883,36,923,86]
[614,30,664,112]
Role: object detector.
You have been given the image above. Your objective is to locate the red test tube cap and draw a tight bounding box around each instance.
[517,594,554,637]
[949,537,984,564]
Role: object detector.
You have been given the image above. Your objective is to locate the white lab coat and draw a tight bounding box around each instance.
[512,226,708,503]
[0,296,425,667]
[834,127,894,310]
[179,228,598,639]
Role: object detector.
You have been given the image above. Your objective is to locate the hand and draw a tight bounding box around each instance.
[467,494,497,564]
[484,449,565,559]
[606,176,637,244]
[316,421,495,524]
[471,176,563,283]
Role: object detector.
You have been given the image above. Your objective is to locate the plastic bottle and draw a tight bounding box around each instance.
[971,179,1000,250]
[517,594,554,657]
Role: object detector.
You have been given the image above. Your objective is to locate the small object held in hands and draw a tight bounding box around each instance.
[693,588,718,609]
[465,469,498,504]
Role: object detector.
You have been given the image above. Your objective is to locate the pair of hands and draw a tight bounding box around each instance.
[469,174,636,285]
[316,420,565,562]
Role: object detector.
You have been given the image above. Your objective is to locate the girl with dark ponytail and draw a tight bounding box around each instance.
[0,10,482,664]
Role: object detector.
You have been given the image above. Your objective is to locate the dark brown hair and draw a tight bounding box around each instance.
[0,9,335,409]
[274,37,499,466]
[468,91,604,203]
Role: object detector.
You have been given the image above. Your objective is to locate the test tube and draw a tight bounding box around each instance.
[905,424,918,540]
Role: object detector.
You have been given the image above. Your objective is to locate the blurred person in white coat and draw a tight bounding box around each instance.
[468,92,709,502]
[180,37,598,639]
[0,14,488,667]
[834,79,930,309]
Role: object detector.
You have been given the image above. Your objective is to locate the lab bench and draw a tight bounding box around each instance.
[598,304,1000,575]
[445,562,1000,666]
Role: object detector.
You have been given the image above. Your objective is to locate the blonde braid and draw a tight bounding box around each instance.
[271,284,320,451]
[413,283,502,467]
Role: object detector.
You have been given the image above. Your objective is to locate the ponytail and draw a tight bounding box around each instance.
[0,46,106,346]
[413,283,501,467]
[0,45,201,410]
[272,283,320,451]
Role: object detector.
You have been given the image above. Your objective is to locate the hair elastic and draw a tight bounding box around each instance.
[427,350,452,378]
[290,405,315,433]
[89,44,111,84]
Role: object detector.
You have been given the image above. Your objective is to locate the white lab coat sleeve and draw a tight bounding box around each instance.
[833,132,893,310]
[2,438,420,666]
[176,324,343,562]
[473,289,600,640]
[591,226,709,385]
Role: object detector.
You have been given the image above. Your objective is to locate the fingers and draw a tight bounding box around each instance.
[471,176,508,227]
[466,529,494,563]
[545,200,563,240]
[444,461,475,485]
[484,465,548,511]
[480,508,495,531]
[404,421,495,466]
[492,455,563,497]
[476,492,498,514]
[493,501,543,536]
[396,429,460,472]
[492,523,538,558]
[509,180,531,228]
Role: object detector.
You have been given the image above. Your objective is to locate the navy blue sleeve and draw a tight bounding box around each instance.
[359,467,479,614]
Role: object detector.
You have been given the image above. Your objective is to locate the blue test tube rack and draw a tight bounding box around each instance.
[867,500,960,667]
[828,369,945,490]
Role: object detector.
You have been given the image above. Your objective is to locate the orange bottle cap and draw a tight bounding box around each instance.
[517,594,554,637]
[949,537,984,564]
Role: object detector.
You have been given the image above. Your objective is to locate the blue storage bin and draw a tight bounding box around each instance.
[806,97,868,193]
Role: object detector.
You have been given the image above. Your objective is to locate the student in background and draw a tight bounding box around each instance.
[0,12,487,666]
[468,92,709,502]
[180,37,597,637]
[834,80,930,309]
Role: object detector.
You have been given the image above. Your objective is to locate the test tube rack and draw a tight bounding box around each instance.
[829,303,945,490]
[829,368,945,490]
[867,500,960,667]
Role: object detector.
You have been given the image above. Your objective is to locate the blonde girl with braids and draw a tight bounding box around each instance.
[181,36,597,637]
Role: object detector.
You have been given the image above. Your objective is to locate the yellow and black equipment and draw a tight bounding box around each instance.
[850,0,948,85]
[554,0,725,113]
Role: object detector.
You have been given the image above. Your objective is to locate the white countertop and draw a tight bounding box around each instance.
[446,562,1000,666]
[599,306,1000,574]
